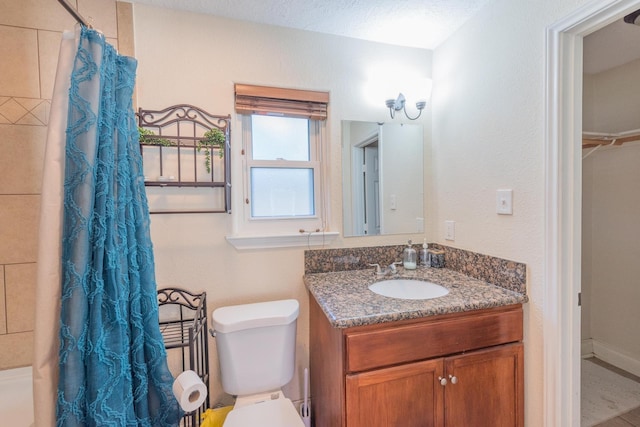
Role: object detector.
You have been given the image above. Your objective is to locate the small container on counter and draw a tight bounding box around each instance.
[427,248,445,268]
[419,239,429,267]
[402,240,417,270]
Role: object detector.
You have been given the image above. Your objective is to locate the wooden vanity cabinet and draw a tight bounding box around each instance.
[309,298,524,427]
[443,343,523,427]
[346,358,444,427]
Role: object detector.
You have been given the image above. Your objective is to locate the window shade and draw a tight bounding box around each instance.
[235,84,329,120]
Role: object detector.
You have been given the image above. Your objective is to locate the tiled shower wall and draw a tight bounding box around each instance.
[0,0,133,370]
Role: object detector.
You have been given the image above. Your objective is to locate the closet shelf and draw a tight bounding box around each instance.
[582,129,640,148]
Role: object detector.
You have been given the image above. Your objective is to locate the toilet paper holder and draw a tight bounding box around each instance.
[157,287,210,424]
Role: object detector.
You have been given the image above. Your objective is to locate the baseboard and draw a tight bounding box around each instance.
[592,339,640,378]
[581,339,594,358]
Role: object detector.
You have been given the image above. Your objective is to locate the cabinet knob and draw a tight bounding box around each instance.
[438,376,448,386]
[449,375,458,384]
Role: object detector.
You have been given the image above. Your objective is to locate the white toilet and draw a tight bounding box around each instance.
[212,299,305,427]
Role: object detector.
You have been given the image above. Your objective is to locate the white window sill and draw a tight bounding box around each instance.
[226,231,339,250]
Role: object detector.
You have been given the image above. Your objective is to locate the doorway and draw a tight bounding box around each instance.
[351,134,380,236]
[545,0,640,425]
[362,144,381,236]
[581,14,640,426]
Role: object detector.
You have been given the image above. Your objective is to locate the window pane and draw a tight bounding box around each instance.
[252,115,309,161]
[251,168,315,217]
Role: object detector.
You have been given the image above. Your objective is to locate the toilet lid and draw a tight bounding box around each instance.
[223,398,305,427]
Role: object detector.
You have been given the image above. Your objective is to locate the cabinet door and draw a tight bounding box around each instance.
[346,358,444,427]
[444,343,524,427]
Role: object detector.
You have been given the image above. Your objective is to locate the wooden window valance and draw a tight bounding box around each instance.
[235,84,329,120]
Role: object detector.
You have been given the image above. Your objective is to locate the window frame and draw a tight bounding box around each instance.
[227,84,337,249]
[245,115,320,221]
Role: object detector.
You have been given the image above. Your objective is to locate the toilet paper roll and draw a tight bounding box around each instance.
[173,370,207,413]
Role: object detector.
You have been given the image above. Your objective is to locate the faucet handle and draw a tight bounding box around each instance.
[389,261,402,273]
[368,263,383,275]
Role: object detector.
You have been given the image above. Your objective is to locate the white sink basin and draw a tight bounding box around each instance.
[369,279,449,300]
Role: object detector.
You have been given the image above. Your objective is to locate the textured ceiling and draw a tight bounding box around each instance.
[129,0,492,49]
[129,1,640,71]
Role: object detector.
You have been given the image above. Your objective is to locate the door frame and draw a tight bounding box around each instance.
[544,0,640,425]
[351,133,379,235]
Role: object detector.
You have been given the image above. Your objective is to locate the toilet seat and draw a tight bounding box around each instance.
[223,397,304,427]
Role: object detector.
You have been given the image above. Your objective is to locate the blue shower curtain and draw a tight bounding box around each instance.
[56,27,182,427]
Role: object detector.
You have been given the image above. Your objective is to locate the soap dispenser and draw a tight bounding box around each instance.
[403,240,417,270]
[420,239,429,267]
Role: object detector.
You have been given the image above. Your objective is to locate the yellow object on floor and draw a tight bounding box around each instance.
[201,406,233,427]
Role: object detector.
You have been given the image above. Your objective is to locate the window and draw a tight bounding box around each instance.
[227,84,338,248]
[248,115,317,218]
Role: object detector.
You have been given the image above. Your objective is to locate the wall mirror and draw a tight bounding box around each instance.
[342,120,424,237]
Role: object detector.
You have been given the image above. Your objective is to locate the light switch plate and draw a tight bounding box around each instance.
[445,220,455,241]
[496,189,513,215]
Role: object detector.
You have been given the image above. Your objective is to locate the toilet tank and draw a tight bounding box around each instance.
[212,299,299,396]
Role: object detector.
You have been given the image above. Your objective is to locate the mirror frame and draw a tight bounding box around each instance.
[342,120,424,237]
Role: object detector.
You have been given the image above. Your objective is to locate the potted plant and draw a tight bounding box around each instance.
[137,127,174,146]
[197,128,226,174]
[138,126,226,175]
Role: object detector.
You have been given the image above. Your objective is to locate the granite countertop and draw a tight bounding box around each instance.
[304,266,528,328]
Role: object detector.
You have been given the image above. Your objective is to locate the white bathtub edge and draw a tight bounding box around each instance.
[0,366,32,382]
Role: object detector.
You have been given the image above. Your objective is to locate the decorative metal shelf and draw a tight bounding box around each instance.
[157,288,209,426]
[144,182,227,188]
[137,104,231,214]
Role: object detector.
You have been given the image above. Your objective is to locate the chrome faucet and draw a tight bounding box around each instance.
[369,262,402,277]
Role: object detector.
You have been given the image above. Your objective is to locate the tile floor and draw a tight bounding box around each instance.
[588,358,640,427]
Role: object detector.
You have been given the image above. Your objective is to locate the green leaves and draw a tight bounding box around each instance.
[197,128,226,173]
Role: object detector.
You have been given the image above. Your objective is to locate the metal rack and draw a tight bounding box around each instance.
[138,104,231,214]
[157,288,209,426]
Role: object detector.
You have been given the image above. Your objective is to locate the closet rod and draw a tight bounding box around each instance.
[57,0,91,28]
[582,128,640,148]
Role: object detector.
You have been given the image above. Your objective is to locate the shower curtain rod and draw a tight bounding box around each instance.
[57,0,90,28]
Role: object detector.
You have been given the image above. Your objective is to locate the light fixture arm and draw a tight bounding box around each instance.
[385,92,426,120]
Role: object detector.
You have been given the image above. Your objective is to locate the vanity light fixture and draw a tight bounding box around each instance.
[385,93,426,120]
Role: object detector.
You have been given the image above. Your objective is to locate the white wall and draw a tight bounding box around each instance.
[132,4,432,406]
[583,57,640,133]
[582,57,640,369]
[431,0,591,424]
[582,143,640,365]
